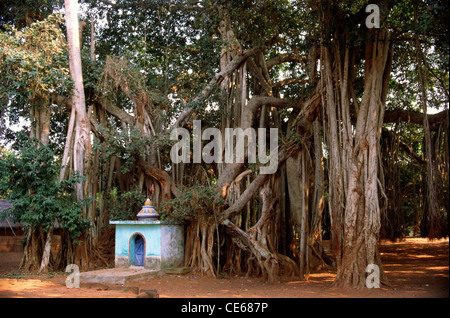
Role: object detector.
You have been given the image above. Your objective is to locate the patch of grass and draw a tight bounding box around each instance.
[4,272,25,279]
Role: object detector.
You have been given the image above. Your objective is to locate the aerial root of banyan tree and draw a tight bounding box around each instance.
[182,177,305,282]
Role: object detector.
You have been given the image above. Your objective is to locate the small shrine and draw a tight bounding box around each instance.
[110,199,184,271]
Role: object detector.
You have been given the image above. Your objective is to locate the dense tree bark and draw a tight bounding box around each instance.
[65,0,90,202]
[383,109,448,130]
[316,0,395,287]
[61,0,92,270]
[414,1,443,239]
[21,228,43,271]
[3,0,447,282]
[30,100,53,272]
[324,27,392,288]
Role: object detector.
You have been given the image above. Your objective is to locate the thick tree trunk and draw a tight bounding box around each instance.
[328,29,392,288]
[298,148,309,280]
[323,45,344,269]
[60,106,76,182]
[39,102,51,146]
[39,229,53,273]
[30,100,53,272]
[414,2,442,238]
[310,119,326,265]
[59,0,94,271]
[65,0,90,202]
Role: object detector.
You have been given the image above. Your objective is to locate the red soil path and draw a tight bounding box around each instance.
[0,237,448,298]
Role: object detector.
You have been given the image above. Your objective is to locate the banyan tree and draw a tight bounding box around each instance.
[0,0,448,288]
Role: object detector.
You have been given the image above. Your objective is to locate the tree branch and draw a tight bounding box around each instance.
[246,56,272,95]
[266,52,307,70]
[219,146,293,223]
[172,46,265,128]
[172,34,281,129]
[273,77,309,89]
[382,128,426,164]
[97,0,201,11]
[383,109,448,130]
[96,97,134,125]
[136,158,180,200]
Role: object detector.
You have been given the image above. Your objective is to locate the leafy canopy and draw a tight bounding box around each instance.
[0,137,90,238]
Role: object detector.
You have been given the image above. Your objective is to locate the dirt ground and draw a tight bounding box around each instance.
[0,237,448,298]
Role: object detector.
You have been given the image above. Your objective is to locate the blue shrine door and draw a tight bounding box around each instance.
[134,235,144,266]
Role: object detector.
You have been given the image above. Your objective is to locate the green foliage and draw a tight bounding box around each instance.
[90,0,220,120]
[0,13,73,148]
[0,14,72,105]
[225,0,301,48]
[93,126,145,174]
[160,184,225,223]
[93,125,174,174]
[108,187,147,221]
[0,0,447,246]
[387,0,448,112]
[0,137,90,238]
[0,0,62,30]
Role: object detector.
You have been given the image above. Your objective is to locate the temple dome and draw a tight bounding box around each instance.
[137,199,159,219]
